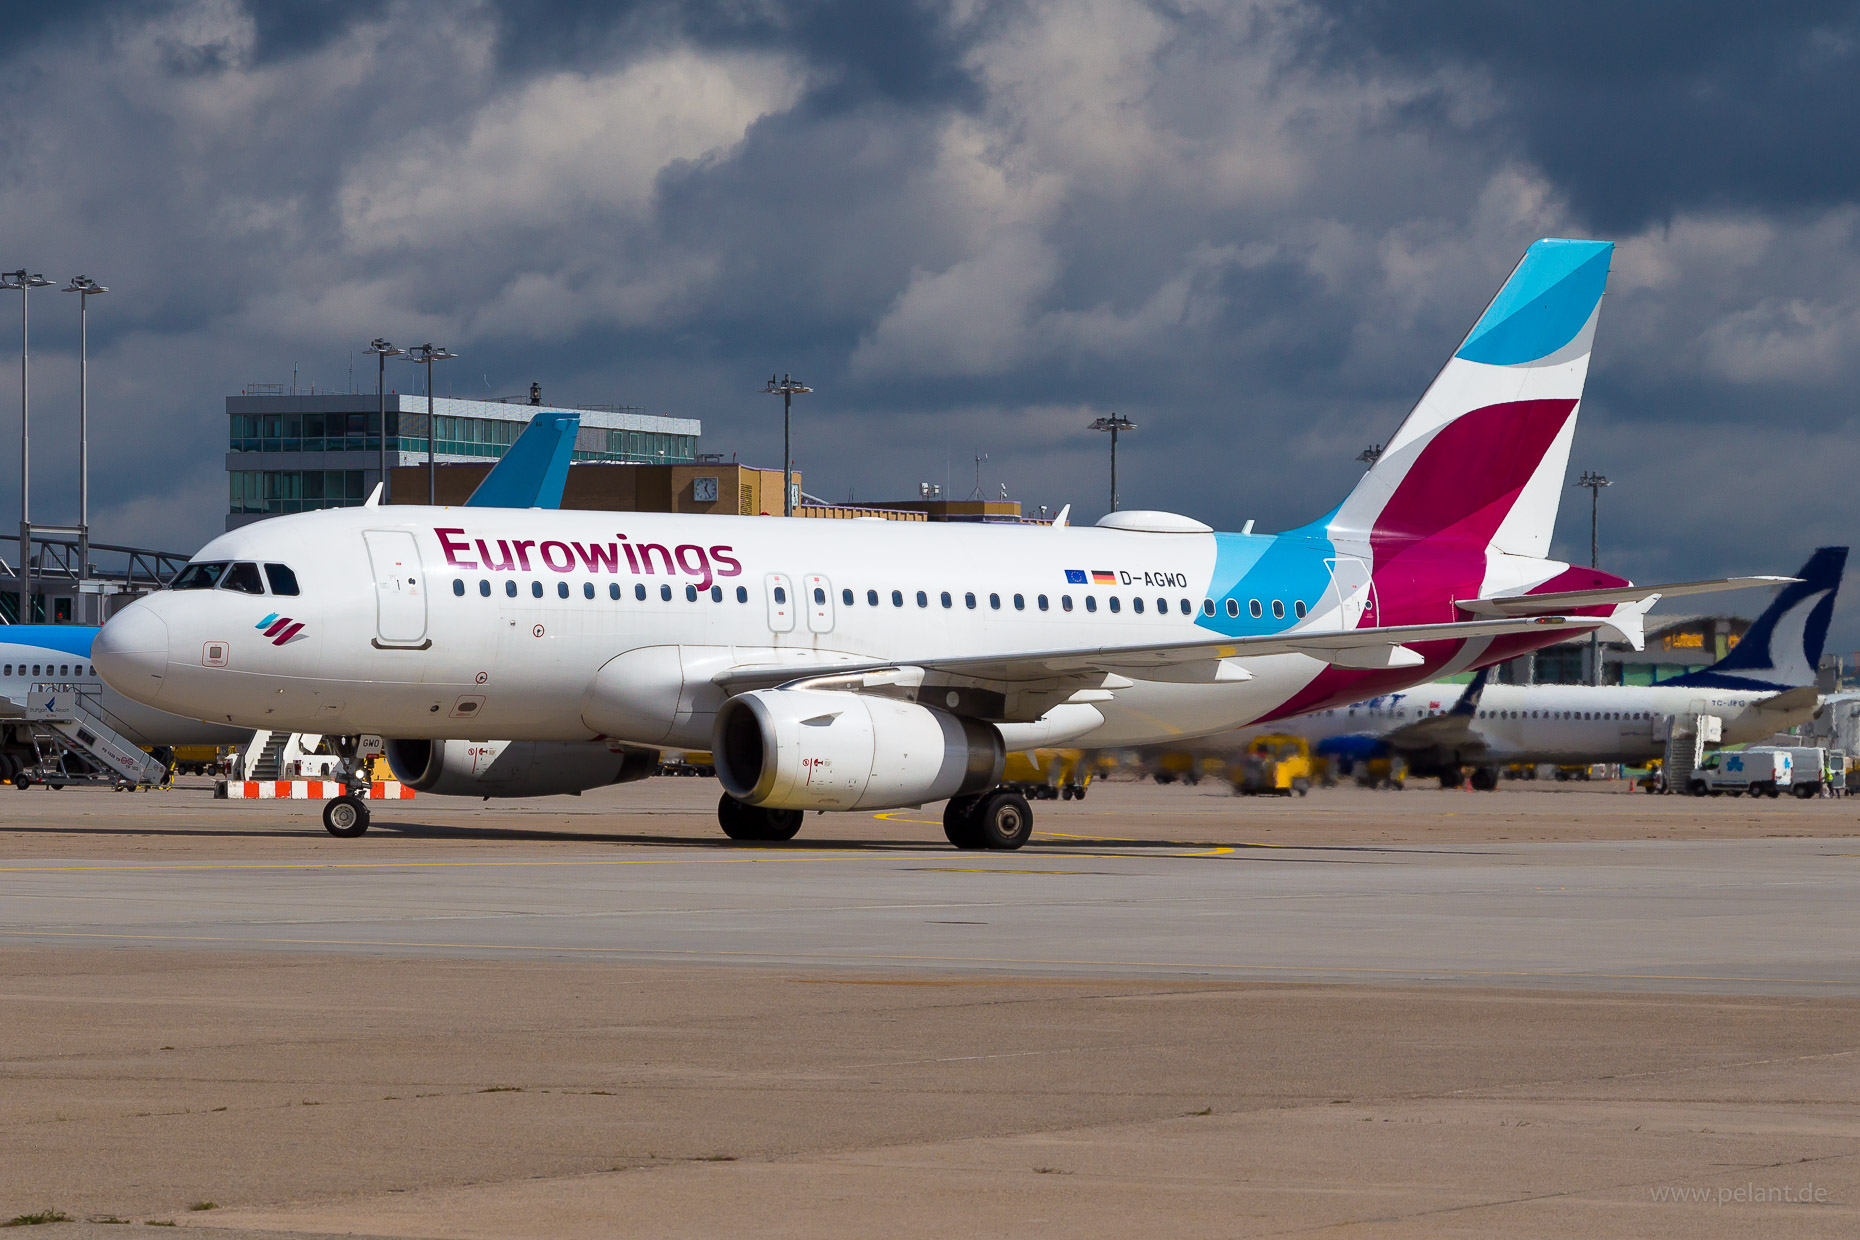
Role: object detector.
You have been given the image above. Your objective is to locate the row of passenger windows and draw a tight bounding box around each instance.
[1332,705,1655,721]
[4,662,96,678]
[447,577,1309,619]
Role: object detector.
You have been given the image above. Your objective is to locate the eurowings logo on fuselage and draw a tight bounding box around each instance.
[256,613,306,646]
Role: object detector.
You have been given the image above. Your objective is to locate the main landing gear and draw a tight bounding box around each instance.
[322,795,370,837]
[942,789,1034,851]
[717,793,804,842]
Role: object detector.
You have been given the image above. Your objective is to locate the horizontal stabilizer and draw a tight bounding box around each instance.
[1752,684,1821,715]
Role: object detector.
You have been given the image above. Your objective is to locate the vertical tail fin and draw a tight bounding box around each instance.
[1665,547,1847,690]
[1326,239,1614,558]
[466,411,580,509]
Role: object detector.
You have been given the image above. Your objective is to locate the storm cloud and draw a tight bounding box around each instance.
[2,0,1858,649]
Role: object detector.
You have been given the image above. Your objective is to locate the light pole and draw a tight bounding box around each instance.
[2,270,52,623]
[762,373,810,516]
[401,344,457,504]
[62,276,106,621]
[1088,413,1138,512]
[365,339,403,504]
[1574,470,1612,685]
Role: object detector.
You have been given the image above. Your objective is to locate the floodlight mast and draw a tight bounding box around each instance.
[3,270,52,623]
[762,373,811,517]
[401,344,457,504]
[63,276,106,621]
[1573,470,1613,685]
[1088,412,1138,512]
[366,339,404,504]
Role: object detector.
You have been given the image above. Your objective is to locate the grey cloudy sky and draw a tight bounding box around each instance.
[3,0,1858,650]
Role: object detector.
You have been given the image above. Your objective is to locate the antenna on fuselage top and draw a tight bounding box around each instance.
[1052,504,1070,529]
[364,482,384,508]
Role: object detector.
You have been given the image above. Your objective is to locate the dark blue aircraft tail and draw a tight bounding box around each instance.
[1662,547,1846,691]
[466,411,579,509]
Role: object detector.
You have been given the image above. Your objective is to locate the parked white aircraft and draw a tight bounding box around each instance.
[93,238,1776,846]
[1225,547,1845,788]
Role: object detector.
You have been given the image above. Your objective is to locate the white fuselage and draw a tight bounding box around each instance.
[93,506,1583,752]
[1242,680,1810,766]
[0,634,247,748]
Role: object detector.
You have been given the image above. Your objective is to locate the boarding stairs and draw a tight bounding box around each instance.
[1659,712,1724,793]
[247,731,292,781]
[23,682,170,787]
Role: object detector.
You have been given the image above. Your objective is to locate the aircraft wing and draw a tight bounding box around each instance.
[1455,576,1796,616]
[1378,670,1490,754]
[711,614,1603,693]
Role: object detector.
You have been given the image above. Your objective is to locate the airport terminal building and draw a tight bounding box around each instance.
[225,392,700,529]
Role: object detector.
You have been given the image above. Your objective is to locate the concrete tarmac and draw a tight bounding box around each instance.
[3,779,1859,1236]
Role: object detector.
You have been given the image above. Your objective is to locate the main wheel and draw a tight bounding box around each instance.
[717,794,803,842]
[322,795,370,837]
[972,791,1033,851]
[943,795,985,849]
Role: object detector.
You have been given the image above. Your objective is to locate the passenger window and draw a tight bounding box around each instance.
[813,587,826,605]
[611,583,622,600]
[842,588,853,606]
[636,584,647,601]
[557,582,570,599]
[172,561,229,590]
[1085,596,1097,613]
[1014,594,1025,611]
[661,585,673,601]
[1108,597,1120,613]
[452,579,465,596]
[893,590,904,607]
[1226,599,1240,618]
[1132,598,1144,614]
[32,665,40,675]
[941,591,953,608]
[60,665,68,676]
[917,591,928,608]
[774,586,787,604]
[221,562,266,594]
[1294,600,1307,618]
[1062,595,1073,612]
[687,585,699,602]
[964,592,976,609]
[1038,595,1049,611]
[1202,599,1215,616]
[263,563,300,596]
[711,586,722,602]
[2,665,8,675]
[867,589,879,606]
[531,581,543,598]
[505,581,517,597]
[989,593,1001,610]
[479,580,491,597]
[1271,600,1285,619]
[1249,599,1263,618]
[1156,597,1166,613]
[1180,599,1190,615]
[736,586,748,603]
[583,582,594,599]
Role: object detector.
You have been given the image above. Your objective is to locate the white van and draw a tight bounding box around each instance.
[1688,749,1793,798]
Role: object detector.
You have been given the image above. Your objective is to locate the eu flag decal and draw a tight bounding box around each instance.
[1064,569,1088,584]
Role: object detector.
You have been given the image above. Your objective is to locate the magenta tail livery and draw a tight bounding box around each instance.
[91,239,1775,846]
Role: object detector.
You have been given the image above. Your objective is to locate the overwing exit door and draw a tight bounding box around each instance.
[364,529,429,648]
[765,573,796,633]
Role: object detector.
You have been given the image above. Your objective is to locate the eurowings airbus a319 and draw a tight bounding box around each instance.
[94,238,1776,847]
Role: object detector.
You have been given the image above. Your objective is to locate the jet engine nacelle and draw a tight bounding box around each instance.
[384,738,658,798]
[714,689,1004,812]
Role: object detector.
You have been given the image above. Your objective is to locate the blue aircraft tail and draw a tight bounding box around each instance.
[465,411,579,508]
[1662,547,1847,691]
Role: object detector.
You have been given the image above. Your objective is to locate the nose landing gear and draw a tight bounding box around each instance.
[322,795,370,837]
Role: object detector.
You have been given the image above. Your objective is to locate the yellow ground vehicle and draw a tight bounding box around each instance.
[1234,735,1314,796]
[1003,749,1092,800]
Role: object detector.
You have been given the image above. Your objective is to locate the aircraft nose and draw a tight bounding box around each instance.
[93,606,170,703]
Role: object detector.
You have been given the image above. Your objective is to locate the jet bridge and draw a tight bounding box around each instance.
[21,681,171,787]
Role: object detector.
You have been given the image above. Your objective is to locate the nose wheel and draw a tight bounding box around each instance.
[322,795,370,837]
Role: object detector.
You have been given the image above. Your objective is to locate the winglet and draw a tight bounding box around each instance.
[466,411,580,508]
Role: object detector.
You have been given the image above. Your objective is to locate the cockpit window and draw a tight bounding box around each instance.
[172,561,229,590]
[221,562,266,595]
[264,564,300,596]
